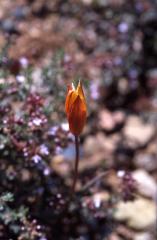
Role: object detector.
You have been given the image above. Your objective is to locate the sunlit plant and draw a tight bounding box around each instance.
[65,80,87,197]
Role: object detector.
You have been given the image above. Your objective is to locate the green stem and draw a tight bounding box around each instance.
[71,135,79,197]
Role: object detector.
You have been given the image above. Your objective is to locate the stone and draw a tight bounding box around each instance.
[114,198,156,230]
[132,170,157,199]
[134,232,153,240]
[51,155,70,177]
[82,132,119,170]
[98,110,125,131]
[81,133,120,170]
[107,234,120,240]
[135,153,157,171]
[116,225,134,239]
[123,116,155,147]
[98,110,115,131]
[92,192,110,208]
[81,0,93,5]
[84,133,119,157]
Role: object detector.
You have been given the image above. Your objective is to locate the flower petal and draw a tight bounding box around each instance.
[68,95,86,135]
[76,80,85,102]
[65,89,78,115]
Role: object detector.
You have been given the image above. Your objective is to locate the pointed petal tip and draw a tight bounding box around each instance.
[72,82,75,90]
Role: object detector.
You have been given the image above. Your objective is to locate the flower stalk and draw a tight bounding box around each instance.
[71,135,79,196]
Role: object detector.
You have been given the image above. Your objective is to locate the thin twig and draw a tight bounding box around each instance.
[70,135,79,198]
[81,170,111,192]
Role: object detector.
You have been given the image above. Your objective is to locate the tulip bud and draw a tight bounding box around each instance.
[65,81,87,136]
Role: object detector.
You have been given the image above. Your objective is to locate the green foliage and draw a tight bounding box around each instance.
[0,192,14,203]
[0,192,28,234]
[0,82,8,90]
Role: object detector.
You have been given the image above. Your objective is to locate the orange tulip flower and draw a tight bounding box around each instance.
[65,81,87,136]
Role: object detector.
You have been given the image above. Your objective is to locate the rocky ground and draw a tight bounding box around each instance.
[0,0,157,240]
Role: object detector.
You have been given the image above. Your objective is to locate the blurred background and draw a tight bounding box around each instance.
[0,0,156,240]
